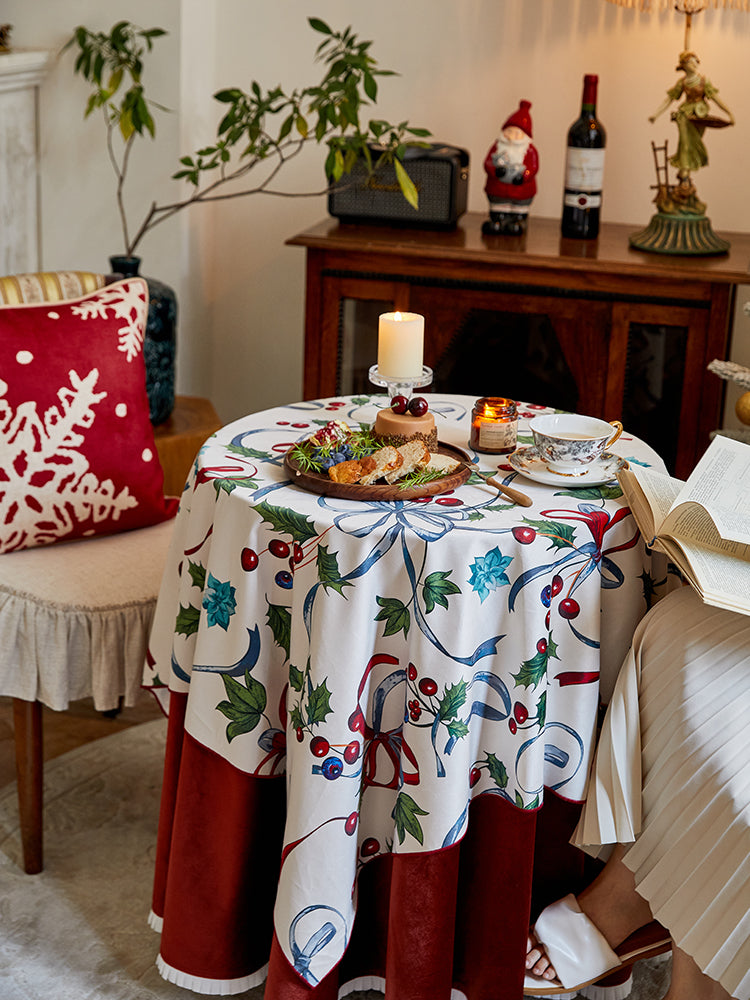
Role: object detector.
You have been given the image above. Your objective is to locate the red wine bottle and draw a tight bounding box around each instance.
[561,74,606,239]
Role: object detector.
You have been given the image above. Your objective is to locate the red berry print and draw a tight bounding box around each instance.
[551,574,564,596]
[296,726,304,742]
[293,543,304,564]
[509,718,517,735]
[344,741,360,764]
[348,707,366,733]
[408,663,417,681]
[310,736,330,757]
[418,677,438,697]
[536,638,547,654]
[512,526,536,544]
[559,598,581,620]
[240,547,259,571]
[361,837,380,857]
[344,812,358,836]
[469,767,481,788]
[269,539,290,559]
[436,497,462,506]
[513,702,529,724]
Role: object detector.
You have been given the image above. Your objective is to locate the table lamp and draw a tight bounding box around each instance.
[605,0,748,255]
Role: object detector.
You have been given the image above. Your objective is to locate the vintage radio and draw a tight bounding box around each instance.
[328,143,469,229]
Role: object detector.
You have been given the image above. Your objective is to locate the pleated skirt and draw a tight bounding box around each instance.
[572,586,750,1000]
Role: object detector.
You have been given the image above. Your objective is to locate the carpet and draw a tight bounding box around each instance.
[0,720,670,999]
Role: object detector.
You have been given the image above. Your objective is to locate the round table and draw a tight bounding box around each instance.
[144,394,668,999]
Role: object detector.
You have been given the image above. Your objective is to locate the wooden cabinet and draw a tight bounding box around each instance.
[154,396,222,496]
[287,214,750,477]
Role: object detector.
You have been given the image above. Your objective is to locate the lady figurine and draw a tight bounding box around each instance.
[482,100,539,236]
[649,51,734,200]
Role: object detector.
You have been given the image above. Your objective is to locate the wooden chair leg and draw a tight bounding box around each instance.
[12,698,43,874]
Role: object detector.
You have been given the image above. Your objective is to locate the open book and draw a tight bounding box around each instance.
[617,434,750,616]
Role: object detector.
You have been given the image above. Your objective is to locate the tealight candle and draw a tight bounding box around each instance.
[470,397,518,454]
[377,312,424,379]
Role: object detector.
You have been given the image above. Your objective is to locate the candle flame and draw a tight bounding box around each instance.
[394,311,403,321]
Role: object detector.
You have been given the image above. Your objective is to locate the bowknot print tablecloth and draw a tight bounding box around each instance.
[144,394,668,996]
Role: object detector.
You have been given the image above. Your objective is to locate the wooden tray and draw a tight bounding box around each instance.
[284,442,471,501]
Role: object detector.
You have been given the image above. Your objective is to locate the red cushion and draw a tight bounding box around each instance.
[0,277,177,554]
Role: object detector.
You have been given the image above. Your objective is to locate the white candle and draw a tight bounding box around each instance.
[377,312,424,379]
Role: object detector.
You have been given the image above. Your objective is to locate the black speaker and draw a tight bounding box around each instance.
[328,144,469,229]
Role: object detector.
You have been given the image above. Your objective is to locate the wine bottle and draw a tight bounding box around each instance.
[561,74,606,239]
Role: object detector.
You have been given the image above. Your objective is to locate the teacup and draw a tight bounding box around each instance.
[528,413,623,476]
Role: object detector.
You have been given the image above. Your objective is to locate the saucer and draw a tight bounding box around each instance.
[508,446,628,487]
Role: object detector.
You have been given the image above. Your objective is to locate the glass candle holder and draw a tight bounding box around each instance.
[470,397,518,454]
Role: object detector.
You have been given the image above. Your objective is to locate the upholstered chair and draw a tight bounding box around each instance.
[0,272,179,873]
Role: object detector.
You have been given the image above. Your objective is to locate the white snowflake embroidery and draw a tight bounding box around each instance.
[0,370,138,551]
[70,280,147,362]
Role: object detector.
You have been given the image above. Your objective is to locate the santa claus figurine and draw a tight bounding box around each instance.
[482,99,539,236]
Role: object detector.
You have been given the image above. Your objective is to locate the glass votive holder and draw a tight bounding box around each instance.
[469,397,518,454]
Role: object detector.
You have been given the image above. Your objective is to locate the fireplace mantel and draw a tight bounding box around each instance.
[0,49,52,273]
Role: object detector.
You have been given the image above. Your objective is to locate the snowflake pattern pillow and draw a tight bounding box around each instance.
[0,277,177,554]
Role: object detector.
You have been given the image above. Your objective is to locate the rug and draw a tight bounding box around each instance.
[0,720,671,999]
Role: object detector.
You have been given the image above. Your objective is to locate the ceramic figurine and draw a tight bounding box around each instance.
[482,99,539,236]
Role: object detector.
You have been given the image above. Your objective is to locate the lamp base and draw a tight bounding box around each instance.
[629,212,730,256]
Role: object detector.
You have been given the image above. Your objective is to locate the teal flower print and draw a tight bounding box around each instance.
[202,573,237,629]
[469,547,513,603]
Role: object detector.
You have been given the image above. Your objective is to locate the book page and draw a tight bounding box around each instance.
[618,466,683,539]
[660,535,750,615]
[667,436,750,545]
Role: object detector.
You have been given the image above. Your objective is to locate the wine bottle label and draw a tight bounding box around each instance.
[564,148,605,192]
[563,192,602,209]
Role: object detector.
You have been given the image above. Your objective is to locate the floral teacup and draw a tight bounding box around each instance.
[528,413,623,476]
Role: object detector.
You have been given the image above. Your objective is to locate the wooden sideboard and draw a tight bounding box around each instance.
[287,214,750,477]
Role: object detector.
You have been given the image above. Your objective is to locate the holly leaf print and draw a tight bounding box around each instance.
[216,669,267,743]
[484,752,509,789]
[254,500,317,544]
[520,518,576,551]
[212,475,258,497]
[290,704,304,731]
[289,662,304,693]
[317,545,352,595]
[422,570,461,613]
[188,560,206,591]
[535,689,547,728]
[447,718,470,741]
[556,484,623,501]
[392,792,429,845]
[306,679,333,726]
[225,443,270,460]
[175,603,201,637]
[266,601,291,659]
[438,680,467,721]
[513,635,558,690]
[375,596,410,638]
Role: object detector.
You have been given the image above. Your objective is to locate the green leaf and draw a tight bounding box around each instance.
[394,158,419,210]
[187,560,206,591]
[438,680,467,721]
[375,596,410,638]
[447,718,469,741]
[216,671,266,742]
[254,500,318,544]
[484,752,509,788]
[316,545,352,595]
[557,484,623,501]
[363,72,377,101]
[306,679,333,726]
[225,443,270,460]
[422,570,461,613]
[513,636,558,690]
[535,689,547,728]
[392,792,429,845]
[521,518,576,551]
[266,602,291,659]
[289,663,304,693]
[175,603,201,637]
[290,705,304,731]
[308,17,333,35]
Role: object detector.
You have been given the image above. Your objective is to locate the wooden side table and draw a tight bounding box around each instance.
[154,396,222,496]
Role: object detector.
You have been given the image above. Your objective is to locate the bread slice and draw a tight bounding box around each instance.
[359,445,403,486]
[328,459,363,484]
[423,453,461,476]
[384,439,431,484]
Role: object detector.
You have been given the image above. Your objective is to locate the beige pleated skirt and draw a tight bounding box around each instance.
[572,586,750,1000]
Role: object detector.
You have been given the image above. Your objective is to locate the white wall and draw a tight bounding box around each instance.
[4,0,750,426]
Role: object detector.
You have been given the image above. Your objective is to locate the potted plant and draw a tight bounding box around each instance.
[64,17,430,421]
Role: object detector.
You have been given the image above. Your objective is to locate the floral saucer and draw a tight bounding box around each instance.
[508,446,628,487]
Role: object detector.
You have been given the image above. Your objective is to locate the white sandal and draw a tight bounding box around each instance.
[523,894,671,997]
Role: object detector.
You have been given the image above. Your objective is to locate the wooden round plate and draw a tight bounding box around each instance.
[284,442,471,501]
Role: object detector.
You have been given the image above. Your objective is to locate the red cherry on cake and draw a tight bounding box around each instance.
[408,396,429,417]
[391,395,409,414]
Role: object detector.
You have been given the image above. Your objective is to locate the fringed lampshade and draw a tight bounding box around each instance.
[603,0,748,253]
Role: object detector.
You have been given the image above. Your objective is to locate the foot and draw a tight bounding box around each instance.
[526,930,557,981]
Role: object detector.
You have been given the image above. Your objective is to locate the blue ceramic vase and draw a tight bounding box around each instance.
[109,255,177,425]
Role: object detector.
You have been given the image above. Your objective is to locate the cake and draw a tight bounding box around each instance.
[373,407,438,451]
